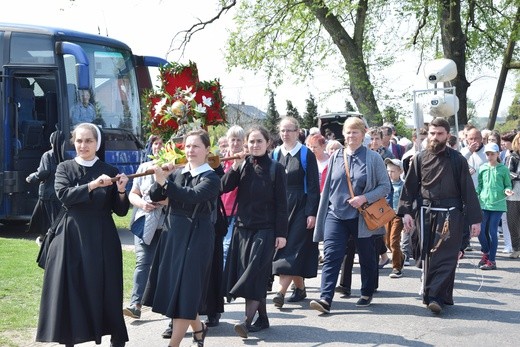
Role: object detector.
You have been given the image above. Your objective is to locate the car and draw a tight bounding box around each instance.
[316,111,367,144]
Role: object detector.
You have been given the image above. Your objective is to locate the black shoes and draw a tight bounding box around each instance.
[248,315,270,332]
[204,313,221,327]
[334,285,351,296]
[272,292,285,308]
[161,320,173,339]
[192,322,208,347]
[356,296,372,307]
[310,299,331,314]
[287,287,307,302]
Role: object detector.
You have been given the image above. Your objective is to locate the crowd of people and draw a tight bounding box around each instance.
[32,117,520,346]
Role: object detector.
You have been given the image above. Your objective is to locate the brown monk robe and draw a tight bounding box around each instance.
[397,118,482,313]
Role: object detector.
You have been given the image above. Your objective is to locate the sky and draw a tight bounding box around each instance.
[0,0,515,124]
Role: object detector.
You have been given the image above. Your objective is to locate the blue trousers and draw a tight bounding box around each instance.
[320,214,377,305]
[222,216,236,270]
[130,232,160,306]
[478,210,503,262]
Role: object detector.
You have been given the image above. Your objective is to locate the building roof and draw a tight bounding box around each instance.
[227,103,267,120]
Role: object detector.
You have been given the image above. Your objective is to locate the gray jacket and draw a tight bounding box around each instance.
[313,147,391,241]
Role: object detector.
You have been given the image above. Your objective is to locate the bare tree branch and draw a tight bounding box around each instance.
[412,0,430,45]
[167,0,237,57]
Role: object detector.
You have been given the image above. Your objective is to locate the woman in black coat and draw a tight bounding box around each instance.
[26,130,65,242]
[36,123,129,347]
[223,125,288,339]
[143,129,220,347]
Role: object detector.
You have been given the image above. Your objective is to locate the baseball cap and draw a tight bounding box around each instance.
[384,158,403,169]
[484,143,500,153]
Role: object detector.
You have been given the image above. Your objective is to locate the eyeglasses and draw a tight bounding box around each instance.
[280,129,298,133]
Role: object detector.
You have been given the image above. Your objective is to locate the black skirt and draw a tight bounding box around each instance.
[225,227,275,301]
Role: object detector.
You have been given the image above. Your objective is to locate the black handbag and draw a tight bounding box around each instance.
[36,207,66,269]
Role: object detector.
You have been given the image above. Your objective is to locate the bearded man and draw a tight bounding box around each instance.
[397,117,482,314]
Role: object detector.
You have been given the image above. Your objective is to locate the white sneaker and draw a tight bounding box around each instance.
[403,255,411,266]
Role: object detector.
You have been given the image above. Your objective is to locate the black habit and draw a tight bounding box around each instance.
[272,146,320,278]
[222,154,288,301]
[397,147,482,306]
[36,159,130,345]
[143,167,220,320]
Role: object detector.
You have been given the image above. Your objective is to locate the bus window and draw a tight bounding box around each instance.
[13,75,57,151]
[10,33,54,64]
[64,46,140,134]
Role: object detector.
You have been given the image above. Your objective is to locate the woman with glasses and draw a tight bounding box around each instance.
[271,117,320,308]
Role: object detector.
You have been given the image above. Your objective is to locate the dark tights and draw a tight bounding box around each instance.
[244,298,266,325]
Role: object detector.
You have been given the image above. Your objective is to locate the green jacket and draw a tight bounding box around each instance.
[477,163,512,211]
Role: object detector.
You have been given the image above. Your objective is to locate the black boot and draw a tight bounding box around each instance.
[204,312,221,327]
[249,315,270,332]
[287,287,307,302]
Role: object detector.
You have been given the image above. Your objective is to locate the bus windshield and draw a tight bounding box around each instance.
[63,42,141,136]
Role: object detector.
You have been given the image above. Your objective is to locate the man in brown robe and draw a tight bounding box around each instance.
[398,117,482,314]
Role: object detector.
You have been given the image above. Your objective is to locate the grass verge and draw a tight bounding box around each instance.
[0,213,135,346]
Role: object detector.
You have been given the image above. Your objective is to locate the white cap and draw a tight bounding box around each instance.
[484,143,500,153]
[384,158,403,169]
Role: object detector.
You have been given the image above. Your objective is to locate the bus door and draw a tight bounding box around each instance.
[1,70,59,221]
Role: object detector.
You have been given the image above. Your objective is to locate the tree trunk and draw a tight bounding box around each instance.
[487,6,520,130]
[306,0,381,125]
[439,0,470,126]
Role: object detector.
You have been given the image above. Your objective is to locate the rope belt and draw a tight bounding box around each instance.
[420,206,456,253]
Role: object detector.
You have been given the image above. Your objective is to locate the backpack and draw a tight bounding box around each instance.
[272,145,308,193]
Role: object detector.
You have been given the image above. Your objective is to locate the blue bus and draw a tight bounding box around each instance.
[0,23,167,224]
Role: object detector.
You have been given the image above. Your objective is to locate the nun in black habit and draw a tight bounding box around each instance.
[36,123,130,347]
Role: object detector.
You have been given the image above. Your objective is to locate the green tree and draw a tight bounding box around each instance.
[226,0,382,123]
[302,93,318,129]
[507,76,520,124]
[382,105,399,126]
[408,1,520,126]
[174,1,520,128]
[286,100,300,118]
[264,90,281,137]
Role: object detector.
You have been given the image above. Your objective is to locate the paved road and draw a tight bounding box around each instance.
[28,230,520,347]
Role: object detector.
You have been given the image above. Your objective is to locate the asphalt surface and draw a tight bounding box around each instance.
[21,228,520,347]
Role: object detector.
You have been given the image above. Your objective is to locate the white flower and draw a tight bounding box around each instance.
[182,86,195,102]
[194,103,207,114]
[202,95,213,107]
[154,98,167,115]
[190,119,204,130]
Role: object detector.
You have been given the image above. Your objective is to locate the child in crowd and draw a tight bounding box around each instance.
[384,158,405,278]
[325,140,342,156]
[477,143,514,270]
